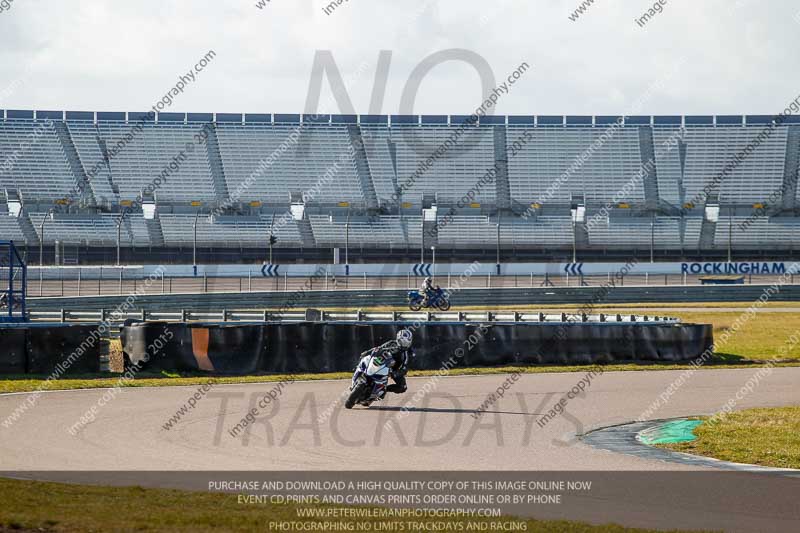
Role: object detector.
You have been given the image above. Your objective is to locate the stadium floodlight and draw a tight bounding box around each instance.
[344,209,351,268]
[115,208,131,266]
[39,209,54,267]
[192,210,203,268]
[267,213,277,265]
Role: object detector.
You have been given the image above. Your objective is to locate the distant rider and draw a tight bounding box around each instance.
[361,329,414,396]
[420,276,435,307]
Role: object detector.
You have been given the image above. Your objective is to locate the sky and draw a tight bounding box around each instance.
[1,0,799,117]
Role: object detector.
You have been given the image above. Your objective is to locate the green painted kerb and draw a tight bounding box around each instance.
[637,419,702,445]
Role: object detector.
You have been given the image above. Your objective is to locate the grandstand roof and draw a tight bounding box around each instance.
[4,110,800,126]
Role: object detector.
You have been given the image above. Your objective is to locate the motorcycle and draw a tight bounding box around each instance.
[407,287,451,311]
[345,349,392,409]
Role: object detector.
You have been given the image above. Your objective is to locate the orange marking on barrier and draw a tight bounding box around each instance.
[191,328,215,371]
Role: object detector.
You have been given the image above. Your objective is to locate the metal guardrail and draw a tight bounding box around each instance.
[26,309,680,325]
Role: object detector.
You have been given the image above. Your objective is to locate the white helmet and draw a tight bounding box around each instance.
[396,329,413,349]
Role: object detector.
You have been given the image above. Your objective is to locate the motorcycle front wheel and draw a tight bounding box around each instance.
[436,299,451,311]
[345,382,368,409]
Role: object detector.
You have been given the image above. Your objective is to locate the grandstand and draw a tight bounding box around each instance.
[1,110,799,264]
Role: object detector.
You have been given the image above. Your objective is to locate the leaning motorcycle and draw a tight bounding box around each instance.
[407,287,451,311]
[345,349,392,408]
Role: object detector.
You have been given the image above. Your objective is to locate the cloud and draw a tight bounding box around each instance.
[1,0,798,115]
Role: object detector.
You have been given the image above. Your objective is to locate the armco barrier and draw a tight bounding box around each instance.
[0,324,102,375]
[121,321,714,374]
[120,322,267,374]
[0,327,27,373]
[28,284,800,312]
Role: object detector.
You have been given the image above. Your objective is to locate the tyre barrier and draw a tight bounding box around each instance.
[121,320,714,374]
[0,324,102,375]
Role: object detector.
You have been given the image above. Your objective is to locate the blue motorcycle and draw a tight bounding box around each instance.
[407,287,451,311]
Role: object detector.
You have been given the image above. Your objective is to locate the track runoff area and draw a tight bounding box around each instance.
[4,259,800,531]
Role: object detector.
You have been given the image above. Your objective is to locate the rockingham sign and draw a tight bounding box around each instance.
[680,262,789,275]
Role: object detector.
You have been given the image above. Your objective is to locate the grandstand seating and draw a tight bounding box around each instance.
[26,212,150,247]
[309,215,407,247]
[158,213,303,248]
[506,128,645,204]
[1,111,799,257]
[436,216,574,247]
[0,215,25,242]
[382,126,497,204]
[714,216,800,249]
[587,216,702,249]
[652,127,789,205]
[0,120,79,201]
[93,123,217,203]
[65,121,118,203]
[216,124,364,205]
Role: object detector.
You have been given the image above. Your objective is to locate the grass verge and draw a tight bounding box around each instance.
[0,477,701,533]
[668,311,800,361]
[660,407,800,469]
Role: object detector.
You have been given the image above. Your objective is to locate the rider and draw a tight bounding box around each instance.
[420,276,435,307]
[361,329,414,395]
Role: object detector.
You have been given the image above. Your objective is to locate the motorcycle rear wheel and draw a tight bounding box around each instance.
[409,300,423,311]
[345,382,368,409]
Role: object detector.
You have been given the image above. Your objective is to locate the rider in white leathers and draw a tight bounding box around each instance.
[360,329,414,395]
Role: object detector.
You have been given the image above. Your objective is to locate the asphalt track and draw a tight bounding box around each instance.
[2,368,800,532]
